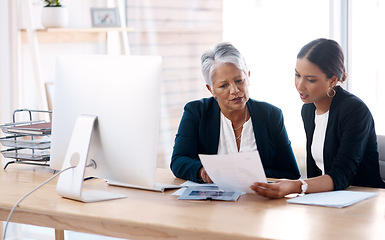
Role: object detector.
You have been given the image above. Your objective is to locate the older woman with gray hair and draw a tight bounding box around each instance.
[170,42,300,183]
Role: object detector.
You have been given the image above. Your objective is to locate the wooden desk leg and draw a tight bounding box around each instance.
[55,229,64,240]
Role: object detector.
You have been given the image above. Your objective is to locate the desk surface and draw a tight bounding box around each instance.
[0,165,384,240]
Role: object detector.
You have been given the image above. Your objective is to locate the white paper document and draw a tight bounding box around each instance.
[199,151,267,193]
[287,190,378,208]
[172,180,216,196]
[178,185,243,201]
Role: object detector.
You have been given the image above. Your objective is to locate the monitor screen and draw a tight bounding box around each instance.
[50,55,162,191]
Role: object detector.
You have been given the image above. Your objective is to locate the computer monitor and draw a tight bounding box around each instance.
[50,54,163,202]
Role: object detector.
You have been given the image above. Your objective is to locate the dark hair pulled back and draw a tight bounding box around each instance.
[297,38,347,82]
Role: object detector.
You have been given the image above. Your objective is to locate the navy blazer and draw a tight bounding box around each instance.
[302,86,385,189]
[171,97,300,182]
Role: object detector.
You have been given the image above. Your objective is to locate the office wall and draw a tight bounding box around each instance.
[0,0,14,165]
[4,0,223,169]
[19,0,107,111]
[350,1,385,135]
[125,0,223,167]
[2,0,113,166]
[0,0,12,125]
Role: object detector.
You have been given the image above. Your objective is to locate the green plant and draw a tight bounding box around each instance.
[44,0,62,7]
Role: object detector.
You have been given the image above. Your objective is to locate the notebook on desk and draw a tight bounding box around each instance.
[287,190,378,208]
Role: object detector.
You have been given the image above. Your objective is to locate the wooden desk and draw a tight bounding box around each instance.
[0,165,384,240]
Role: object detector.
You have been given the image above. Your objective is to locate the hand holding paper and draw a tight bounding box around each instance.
[199,151,267,193]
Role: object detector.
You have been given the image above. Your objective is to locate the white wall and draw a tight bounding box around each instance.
[19,0,108,111]
[223,0,330,176]
[350,1,385,135]
[0,0,12,124]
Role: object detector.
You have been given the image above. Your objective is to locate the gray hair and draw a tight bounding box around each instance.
[201,42,249,88]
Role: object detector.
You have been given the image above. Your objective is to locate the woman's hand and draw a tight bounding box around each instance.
[199,167,213,183]
[250,179,301,199]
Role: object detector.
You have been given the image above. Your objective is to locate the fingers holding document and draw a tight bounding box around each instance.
[250,180,299,199]
[199,167,213,183]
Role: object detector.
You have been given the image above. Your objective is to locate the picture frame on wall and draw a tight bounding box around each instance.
[91,8,121,27]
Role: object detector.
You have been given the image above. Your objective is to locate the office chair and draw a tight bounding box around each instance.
[377,135,385,182]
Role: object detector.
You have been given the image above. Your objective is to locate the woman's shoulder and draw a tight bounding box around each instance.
[247,99,284,122]
[184,97,219,116]
[247,98,281,113]
[333,87,370,113]
[185,97,216,108]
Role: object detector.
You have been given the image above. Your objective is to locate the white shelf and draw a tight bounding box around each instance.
[20,27,134,43]
[43,27,135,32]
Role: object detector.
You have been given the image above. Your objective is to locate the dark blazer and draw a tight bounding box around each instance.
[171,97,300,182]
[302,86,385,189]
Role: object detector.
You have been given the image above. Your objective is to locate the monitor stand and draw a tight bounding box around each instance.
[56,115,127,203]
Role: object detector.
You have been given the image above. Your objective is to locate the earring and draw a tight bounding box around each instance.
[327,87,336,98]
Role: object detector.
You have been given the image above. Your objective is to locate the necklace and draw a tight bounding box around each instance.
[234,109,248,141]
[233,108,248,131]
[236,134,242,141]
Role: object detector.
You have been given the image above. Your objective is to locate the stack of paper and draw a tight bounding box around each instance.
[7,122,52,135]
[178,185,243,201]
[287,190,378,208]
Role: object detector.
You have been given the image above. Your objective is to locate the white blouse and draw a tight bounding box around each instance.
[217,112,258,154]
[311,110,329,174]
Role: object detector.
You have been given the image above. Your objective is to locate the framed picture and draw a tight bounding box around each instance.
[91,8,121,27]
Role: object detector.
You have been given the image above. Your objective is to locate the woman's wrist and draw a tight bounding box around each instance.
[292,180,303,194]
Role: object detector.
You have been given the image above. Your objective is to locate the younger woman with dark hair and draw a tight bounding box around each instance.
[251,38,385,198]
